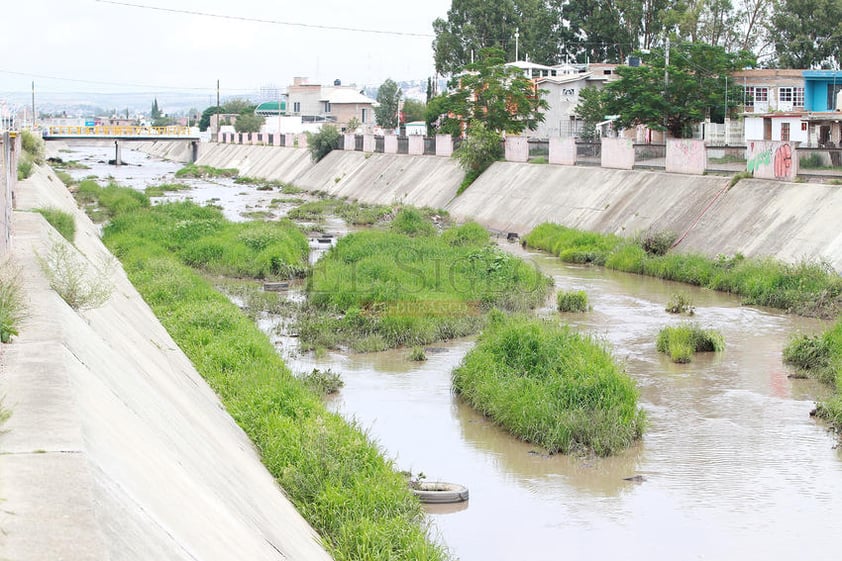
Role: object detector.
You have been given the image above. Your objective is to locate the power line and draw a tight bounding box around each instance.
[0,68,258,93]
[95,0,435,38]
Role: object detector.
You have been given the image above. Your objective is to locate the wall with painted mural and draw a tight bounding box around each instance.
[747,140,798,180]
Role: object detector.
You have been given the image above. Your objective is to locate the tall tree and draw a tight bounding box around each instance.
[432,47,549,135]
[432,0,565,74]
[771,0,842,68]
[402,99,427,123]
[375,79,402,129]
[599,42,755,137]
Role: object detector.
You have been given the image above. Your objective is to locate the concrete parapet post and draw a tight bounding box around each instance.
[384,135,398,154]
[363,134,375,153]
[284,133,294,148]
[297,133,308,149]
[251,133,258,145]
[1,133,12,256]
[666,139,706,175]
[549,137,577,165]
[114,140,122,166]
[504,136,529,162]
[435,135,453,157]
[343,134,355,151]
[746,140,798,180]
[601,138,635,170]
[217,132,223,143]
[273,132,280,146]
[408,135,424,155]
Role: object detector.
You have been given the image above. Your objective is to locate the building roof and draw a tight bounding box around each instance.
[803,70,842,80]
[254,101,286,115]
[320,87,375,105]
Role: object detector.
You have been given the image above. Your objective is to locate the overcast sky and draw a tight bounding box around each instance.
[0,0,452,101]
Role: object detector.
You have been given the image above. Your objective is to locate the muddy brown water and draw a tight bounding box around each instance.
[72,145,842,561]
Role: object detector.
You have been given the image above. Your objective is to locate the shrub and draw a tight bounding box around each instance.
[640,230,677,256]
[306,124,341,163]
[299,368,344,395]
[35,207,76,242]
[656,323,724,363]
[174,164,238,178]
[800,153,824,169]
[452,313,645,456]
[0,261,26,343]
[391,208,436,237]
[453,121,503,194]
[20,130,45,163]
[17,154,34,180]
[556,290,589,312]
[37,239,114,310]
[665,293,695,315]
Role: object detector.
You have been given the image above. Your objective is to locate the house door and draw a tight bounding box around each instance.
[763,118,772,140]
[819,125,831,146]
[828,84,842,110]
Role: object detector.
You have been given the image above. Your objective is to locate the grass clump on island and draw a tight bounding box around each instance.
[288,198,399,226]
[525,223,842,319]
[784,320,842,430]
[556,290,589,312]
[656,323,725,363]
[299,211,552,352]
[78,184,448,561]
[144,182,191,197]
[452,312,645,456]
[174,163,239,178]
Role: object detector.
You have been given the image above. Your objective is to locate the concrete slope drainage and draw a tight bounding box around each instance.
[411,482,470,504]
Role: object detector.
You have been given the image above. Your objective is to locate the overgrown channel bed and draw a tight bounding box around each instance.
[79,182,449,561]
[525,221,842,434]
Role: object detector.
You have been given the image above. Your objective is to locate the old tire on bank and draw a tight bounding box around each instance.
[412,482,469,504]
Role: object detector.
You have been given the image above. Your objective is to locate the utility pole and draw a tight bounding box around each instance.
[515,28,520,61]
[664,38,670,90]
[31,81,36,130]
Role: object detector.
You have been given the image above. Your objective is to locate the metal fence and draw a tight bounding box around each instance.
[634,143,666,162]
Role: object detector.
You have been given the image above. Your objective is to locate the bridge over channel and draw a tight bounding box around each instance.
[42,125,201,163]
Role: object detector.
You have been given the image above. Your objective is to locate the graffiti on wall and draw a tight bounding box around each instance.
[747,141,797,180]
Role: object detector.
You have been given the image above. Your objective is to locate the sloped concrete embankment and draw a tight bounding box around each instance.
[138,142,842,271]
[292,150,463,209]
[134,140,196,163]
[0,164,333,561]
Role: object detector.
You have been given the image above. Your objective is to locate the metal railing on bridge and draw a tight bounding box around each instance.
[43,125,195,138]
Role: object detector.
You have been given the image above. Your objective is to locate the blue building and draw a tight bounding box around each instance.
[804,70,842,112]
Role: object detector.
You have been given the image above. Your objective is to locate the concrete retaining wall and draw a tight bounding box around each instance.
[666,139,706,175]
[0,132,16,257]
[195,144,314,183]
[0,162,333,561]
[747,140,799,180]
[293,150,462,209]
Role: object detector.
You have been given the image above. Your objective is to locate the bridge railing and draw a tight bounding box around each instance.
[44,125,193,137]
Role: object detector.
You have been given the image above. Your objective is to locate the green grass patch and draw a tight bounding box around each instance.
[556,290,589,312]
[56,170,75,186]
[96,242,446,560]
[784,319,842,432]
[656,323,725,363]
[665,293,695,315]
[174,163,238,178]
[0,261,26,343]
[17,153,34,180]
[35,207,76,242]
[525,222,842,319]
[301,215,551,351]
[298,368,344,395]
[144,183,191,197]
[287,199,395,226]
[75,179,150,222]
[452,312,645,456]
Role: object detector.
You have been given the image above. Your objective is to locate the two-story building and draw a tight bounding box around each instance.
[286,77,377,132]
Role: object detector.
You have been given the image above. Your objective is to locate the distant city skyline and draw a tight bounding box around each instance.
[1,0,451,101]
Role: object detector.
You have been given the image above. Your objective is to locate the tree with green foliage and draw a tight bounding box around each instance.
[402,99,426,123]
[432,0,565,74]
[453,120,504,194]
[199,106,223,132]
[771,0,842,68]
[375,78,402,129]
[234,111,264,133]
[598,42,754,138]
[221,98,254,114]
[574,86,610,141]
[306,124,341,162]
[433,47,548,136]
[150,98,171,127]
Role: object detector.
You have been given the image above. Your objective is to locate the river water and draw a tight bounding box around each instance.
[66,145,842,561]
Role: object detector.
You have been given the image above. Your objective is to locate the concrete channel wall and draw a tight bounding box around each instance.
[0,133,15,257]
[0,163,333,561]
[142,141,842,270]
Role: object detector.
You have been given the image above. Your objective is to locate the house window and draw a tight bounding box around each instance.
[779,87,804,106]
[323,101,331,113]
[746,86,768,106]
[361,108,368,123]
[781,122,790,141]
[293,102,300,113]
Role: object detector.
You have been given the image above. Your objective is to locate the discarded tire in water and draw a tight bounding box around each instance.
[411,482,469,504]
